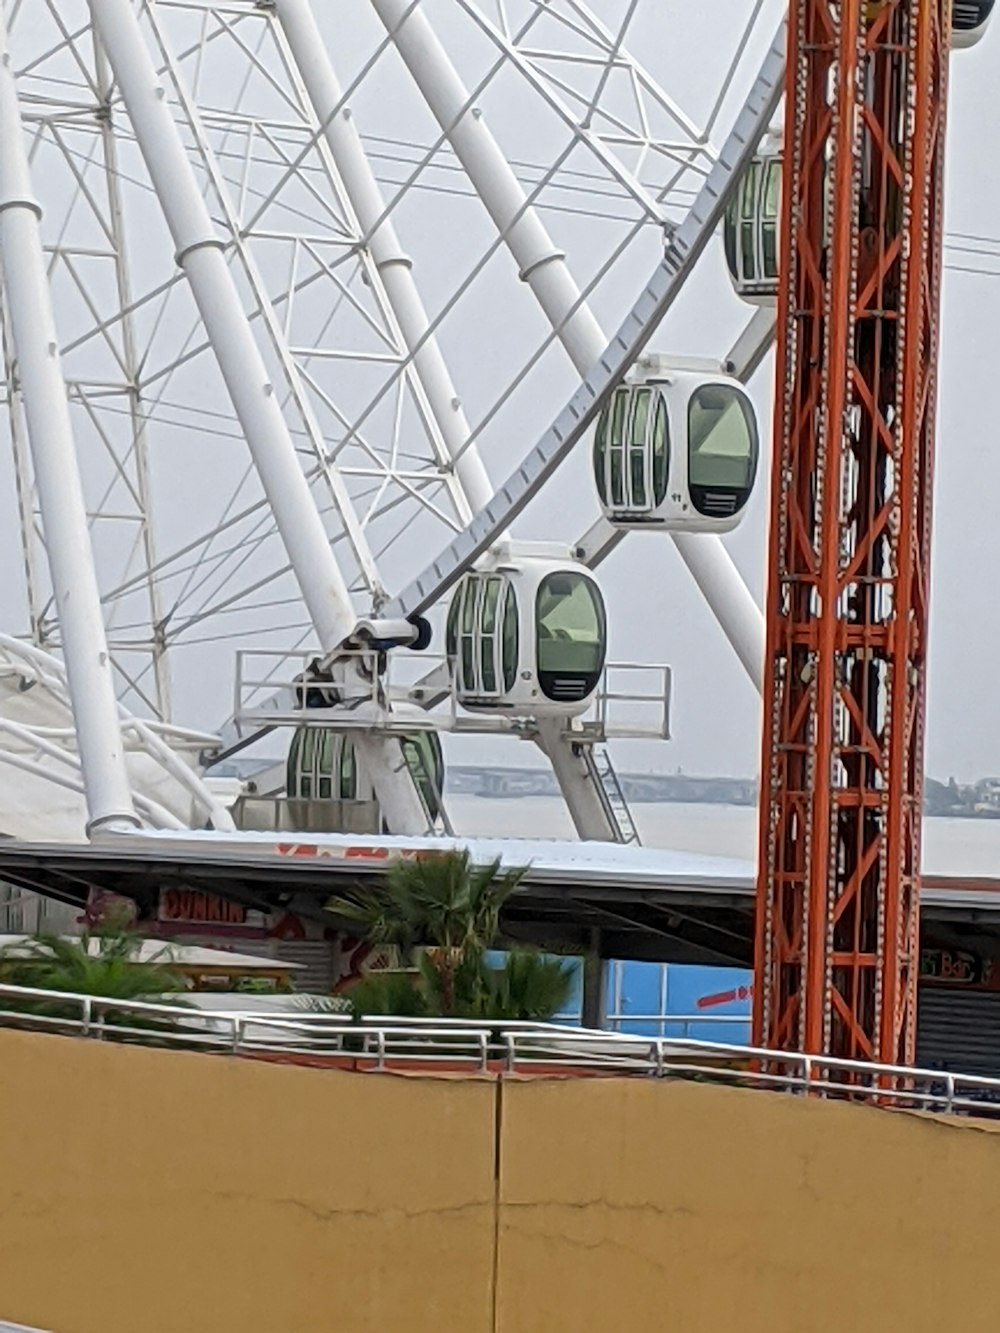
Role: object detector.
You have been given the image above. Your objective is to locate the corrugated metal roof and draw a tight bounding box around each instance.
[0,935,302,970]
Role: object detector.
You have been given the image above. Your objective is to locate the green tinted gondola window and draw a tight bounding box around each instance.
[609,388,627,506]
[535,571,607,696]
[339,738,357,800]
[481,576,502,694]
[460,578,478,693]
[688,384,760,511]
[318,730,334,800]
[652,396,669,505]
[593,405,609,504]
[286,729,303,798]
[761,159,780,279]
[629,388,651,508]
[502,582,518,693]
[446,589,460,658]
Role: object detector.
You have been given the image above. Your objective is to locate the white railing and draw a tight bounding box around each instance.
[585,663,672,741]
[0,984,998,1117]
[231,647,671,743]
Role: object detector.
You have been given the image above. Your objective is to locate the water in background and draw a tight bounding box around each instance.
[448,794,1000,877]
[453,795,1000,1038]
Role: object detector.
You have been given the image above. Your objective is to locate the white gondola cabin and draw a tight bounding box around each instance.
[726,7,991,306]
[723,138,781,305]
[952,1,994,46]
[287,724,445,823]
[593,357,760,533]
[446,548,607,717]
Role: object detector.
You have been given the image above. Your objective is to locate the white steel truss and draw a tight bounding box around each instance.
[0,0,786,838]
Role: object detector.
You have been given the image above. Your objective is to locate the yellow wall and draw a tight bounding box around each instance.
[2,1029,1000,1333]
[0,1031,497,1333]
[497,1078,1000,1332]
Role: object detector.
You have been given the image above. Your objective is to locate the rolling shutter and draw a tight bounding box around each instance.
[272,939,336,994]
[916,984,1000,1079]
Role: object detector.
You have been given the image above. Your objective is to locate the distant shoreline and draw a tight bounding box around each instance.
[445,767,1000,819]
[445,765,756,806]
[213,757,999,820]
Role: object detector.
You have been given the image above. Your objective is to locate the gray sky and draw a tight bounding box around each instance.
[2,1,998,785]
[441,1,1000,783]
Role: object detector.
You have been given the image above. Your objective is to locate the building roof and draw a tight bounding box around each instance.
[0,830,998,968]
[0,935,301,973]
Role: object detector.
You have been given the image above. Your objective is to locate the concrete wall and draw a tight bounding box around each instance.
[1,1030,1000,1332]
[0,1031,497,1333]
[497,1078,1000,1331]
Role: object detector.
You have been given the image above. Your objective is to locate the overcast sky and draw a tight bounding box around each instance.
[3,1,999,787]
[436,1,1000,783]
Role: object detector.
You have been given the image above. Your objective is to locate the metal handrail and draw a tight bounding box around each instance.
[0,984,996,1116]
[233,647,672,742]
[606,1013,751,1037]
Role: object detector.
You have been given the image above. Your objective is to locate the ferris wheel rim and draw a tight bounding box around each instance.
[0,0,791,840]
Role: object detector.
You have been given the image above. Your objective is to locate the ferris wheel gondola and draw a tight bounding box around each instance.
[593,358,760,533]
[446,550,607,718]
[287,724,445,826]
[725,6,992,306]
[723,137,781,307]
[953,1,995,46]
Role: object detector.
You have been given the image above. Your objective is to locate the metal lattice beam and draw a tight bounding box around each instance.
[755,0,949,1065]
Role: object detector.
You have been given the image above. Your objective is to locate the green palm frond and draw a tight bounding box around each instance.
[484,952,578,1022]
[329,851,571,1022]
[346,970,429,1018]
[0,930,187,1001]
[327,851,527,963]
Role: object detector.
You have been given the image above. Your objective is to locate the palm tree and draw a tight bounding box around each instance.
[328,849,527,1012]
[0,929,187,1023]
[484,951,578,1022]
[326,850,576,1020]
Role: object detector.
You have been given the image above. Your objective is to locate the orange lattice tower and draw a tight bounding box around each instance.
[755,0,951,1064]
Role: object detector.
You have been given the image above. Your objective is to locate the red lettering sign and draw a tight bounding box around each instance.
[159,889,247,926]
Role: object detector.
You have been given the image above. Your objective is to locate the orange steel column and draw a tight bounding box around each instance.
[754,0,950,1065]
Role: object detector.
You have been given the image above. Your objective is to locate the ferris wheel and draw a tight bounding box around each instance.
[0,0,989,846]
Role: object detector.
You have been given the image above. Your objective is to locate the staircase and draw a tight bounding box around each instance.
[589,746,640,845]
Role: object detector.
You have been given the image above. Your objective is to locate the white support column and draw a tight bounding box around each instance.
[89,0,353,652]
[373,0,766,690]
[89,0,432,835]
[671,534,764,694]
[372,0,607,373]
[274,0,493,516]
[0,19,138,834]
[535,720,621,843]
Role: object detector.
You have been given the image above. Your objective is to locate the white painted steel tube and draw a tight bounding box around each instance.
[0,22,138,834]
[371,0,607,373]
[671,534,764,693]
[275,0,493,515]
[373,0,766,691]
[124,719,236,834]
[90,0,433,835]
[88,0,355,652]
[536,720,621,843]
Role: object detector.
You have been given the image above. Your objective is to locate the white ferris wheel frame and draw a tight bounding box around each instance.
[0,0,783,841]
